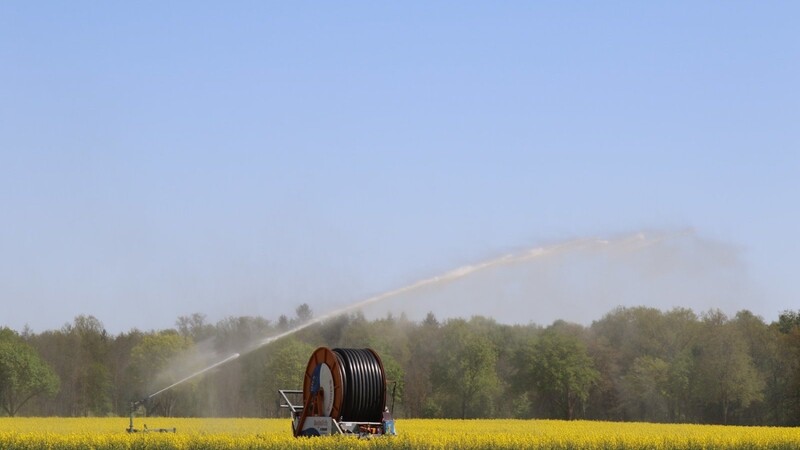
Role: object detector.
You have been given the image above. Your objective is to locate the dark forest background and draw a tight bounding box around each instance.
[2,306,799,425]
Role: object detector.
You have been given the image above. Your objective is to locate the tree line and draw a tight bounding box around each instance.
[1,306,799,425]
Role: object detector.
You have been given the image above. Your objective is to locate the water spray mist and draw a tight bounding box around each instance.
[148,229,689,413]
[243,229,690,355]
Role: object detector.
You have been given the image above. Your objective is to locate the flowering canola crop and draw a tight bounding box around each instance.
[1,417,799,449]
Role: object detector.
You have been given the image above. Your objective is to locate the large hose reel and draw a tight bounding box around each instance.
[299,347,387,430]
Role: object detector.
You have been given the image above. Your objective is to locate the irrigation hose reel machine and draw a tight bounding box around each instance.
[279,347,397,437]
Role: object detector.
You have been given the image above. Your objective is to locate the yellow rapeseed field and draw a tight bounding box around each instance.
[0,417,799,449]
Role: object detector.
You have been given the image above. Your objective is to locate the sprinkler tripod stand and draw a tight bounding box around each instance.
[126,397,176,433]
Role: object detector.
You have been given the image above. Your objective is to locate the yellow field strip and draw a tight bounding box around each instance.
[1,417,799,449]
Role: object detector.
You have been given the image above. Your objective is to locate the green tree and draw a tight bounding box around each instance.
[64,315,113,416]
[0,330,60,416]
[777,310,800,334]
[772,310,800,425]
[785,328,800,425]
[692,310,764,424]
[519,326,598,420]
[621,355,670,421]
[589,307,698,422]
[404,313,439,418]
[176,313,215,342]
[107,329,144,415]
[294,304,313,325]
[431,320,499,419]
[732,311,778,424]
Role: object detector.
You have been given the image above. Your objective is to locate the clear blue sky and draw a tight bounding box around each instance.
[1,2,798,333]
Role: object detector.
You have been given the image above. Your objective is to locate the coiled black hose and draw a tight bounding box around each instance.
[333,348,386,422]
